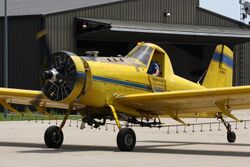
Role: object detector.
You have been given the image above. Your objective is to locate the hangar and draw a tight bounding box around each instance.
[1,0,250,90]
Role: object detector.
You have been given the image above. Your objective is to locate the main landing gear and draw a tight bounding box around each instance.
[217,113,236,143]
[117,128,136,151]
[44,125,64,148]
[43,104,137,151]
[108,105,137,151]
[44,106,72,148]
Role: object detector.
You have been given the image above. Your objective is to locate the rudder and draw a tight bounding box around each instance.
[202,45,233,88]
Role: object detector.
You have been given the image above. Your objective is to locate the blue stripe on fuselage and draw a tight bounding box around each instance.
[93,75,151,91]
[77,72,166,92]
[212,52,233,68]
[77,72,86,78]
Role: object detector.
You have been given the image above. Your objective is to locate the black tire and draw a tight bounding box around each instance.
[44,126,64,148]
[227,131,236,143]
[117,128,136,151]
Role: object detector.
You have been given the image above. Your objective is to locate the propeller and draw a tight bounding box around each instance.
[36,29,78,102]
[29,29,52,109]
[36,29,56,82]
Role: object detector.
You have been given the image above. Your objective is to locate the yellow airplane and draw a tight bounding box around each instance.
[0,40,250,151]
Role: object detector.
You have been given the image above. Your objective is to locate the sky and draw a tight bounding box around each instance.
[200,0,242,21]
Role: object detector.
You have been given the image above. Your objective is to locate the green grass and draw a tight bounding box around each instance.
[0,112,82,121]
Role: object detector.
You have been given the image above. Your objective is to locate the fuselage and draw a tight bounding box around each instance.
[77,43,205,108]
[41,43,206,111]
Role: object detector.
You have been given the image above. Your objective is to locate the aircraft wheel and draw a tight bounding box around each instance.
[227,131,236,143]
[117,128,136,151]
[44,126,64,148]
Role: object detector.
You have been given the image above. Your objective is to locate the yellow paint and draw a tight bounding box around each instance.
[31,101,50,116]
[60,54,85,104]
[215,101,242,122]
[77,43,205,110]
[203,45,233,88]
[109,105,121,129]
[36,29,47,39]
[0,99,21,114]
[168,111,188,125]
[0,42,245,123]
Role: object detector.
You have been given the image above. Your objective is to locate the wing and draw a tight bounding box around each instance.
[114,86,250,119]
[0,88,82,110]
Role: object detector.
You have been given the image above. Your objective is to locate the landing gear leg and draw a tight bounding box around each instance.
[217,113,236,143]
[44,106,72,148]
[108,105,136,151]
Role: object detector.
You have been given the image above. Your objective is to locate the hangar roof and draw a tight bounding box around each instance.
[76,18,250,44]
[0,0,248,30]
[0,0,123,16]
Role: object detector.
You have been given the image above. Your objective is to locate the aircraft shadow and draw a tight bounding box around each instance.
[135,141,250,157]
[0,141,250,157]
[137,140,250,147]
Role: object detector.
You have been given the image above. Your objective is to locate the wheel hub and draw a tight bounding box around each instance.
[52,132,62,144]
[124,134,133,146]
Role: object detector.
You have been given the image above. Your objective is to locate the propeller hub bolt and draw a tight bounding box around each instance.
[43,68,59,83]
[43,71,53,80]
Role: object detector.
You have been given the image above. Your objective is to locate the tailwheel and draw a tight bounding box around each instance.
[44,125,64,148]
[117,128,136,151]
[217,113,237,143]
[227,131,236,143]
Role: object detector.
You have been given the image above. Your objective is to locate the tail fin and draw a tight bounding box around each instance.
[202,45,233,88]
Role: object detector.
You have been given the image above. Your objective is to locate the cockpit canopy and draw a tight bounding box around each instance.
[126,44,154,66]
[126,42,173,78]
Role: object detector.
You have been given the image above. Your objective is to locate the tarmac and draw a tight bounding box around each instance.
[0,110,250,167]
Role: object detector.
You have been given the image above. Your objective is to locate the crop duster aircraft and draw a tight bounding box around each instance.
[1,32,250,151]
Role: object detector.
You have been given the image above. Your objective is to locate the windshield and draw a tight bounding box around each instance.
[127,45,154,65]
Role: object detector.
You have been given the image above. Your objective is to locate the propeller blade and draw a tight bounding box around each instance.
[30,93,44,109]
[36,29,52,68]
[30,93,51,116]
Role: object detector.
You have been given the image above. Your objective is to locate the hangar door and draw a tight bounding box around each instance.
[75,18,250,83]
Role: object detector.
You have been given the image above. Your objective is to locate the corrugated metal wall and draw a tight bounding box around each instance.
[45,0,199,52]
[197,8,239,28]
[0,16,43,89]
[42,0,250,85]
[234,43,250,85]
[0,19,4,87]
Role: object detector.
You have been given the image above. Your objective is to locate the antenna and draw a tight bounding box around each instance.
[239,0,250,23]
[197,70,207,85]
[244,1,250,15]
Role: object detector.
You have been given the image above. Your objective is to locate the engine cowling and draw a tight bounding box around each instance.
[40,51,86,103]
